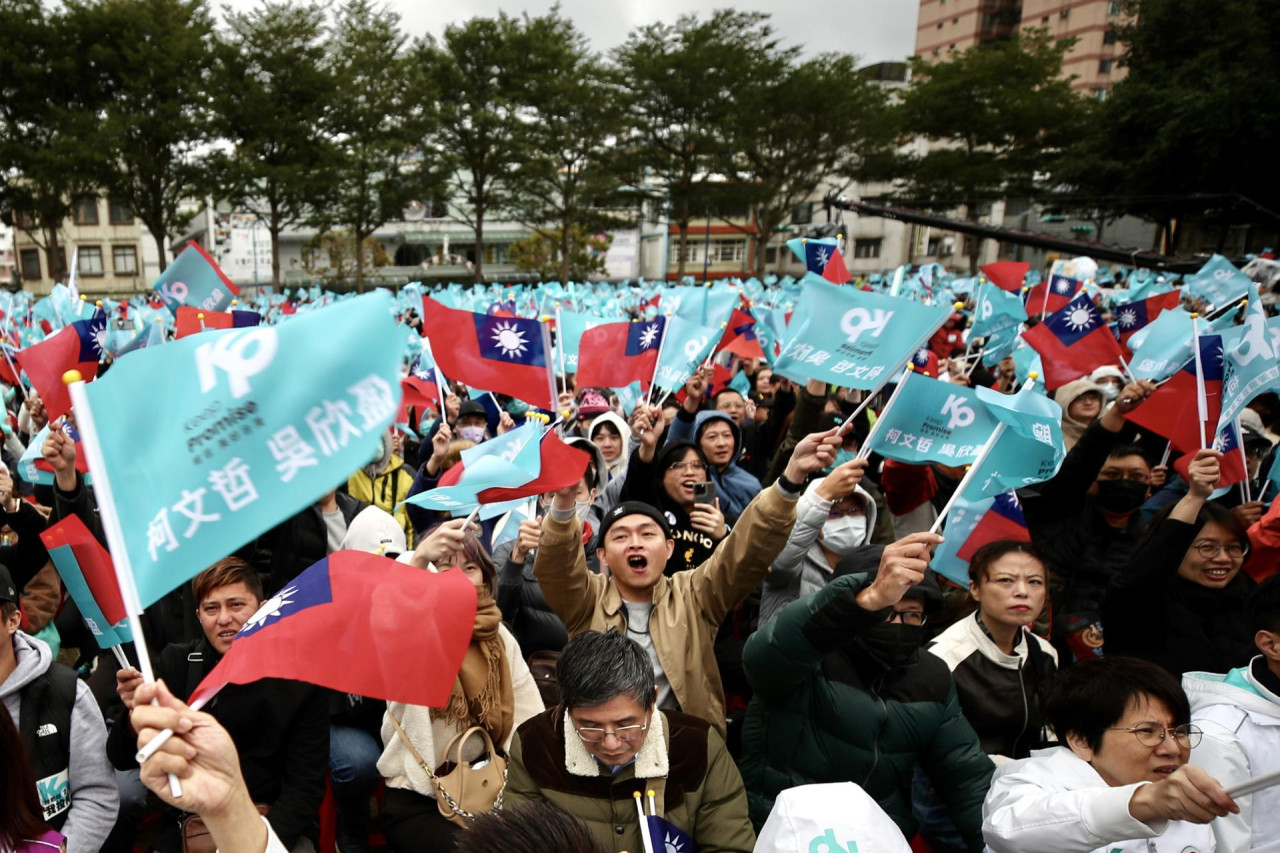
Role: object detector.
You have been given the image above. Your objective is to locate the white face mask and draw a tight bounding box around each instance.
[575,500,593,521]
[821,514,867,555]
[458,425,486,443]
[1100,383,1120,402]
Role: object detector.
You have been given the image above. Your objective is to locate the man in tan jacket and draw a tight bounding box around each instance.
[534,411,838,735]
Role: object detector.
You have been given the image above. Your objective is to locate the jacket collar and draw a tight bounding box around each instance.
[562,709,668,780]
[966,612,1029,669]
[602,575,669,619]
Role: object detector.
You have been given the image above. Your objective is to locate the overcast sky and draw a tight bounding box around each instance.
[220,0,919,67]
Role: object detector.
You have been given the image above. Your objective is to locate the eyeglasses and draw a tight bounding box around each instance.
[667,461,707,473]
[1108,724,1202,750]
[886,609,927,627]
[1096,470,1151,484]
[573,713,650,744]
[1193,541,1246,560]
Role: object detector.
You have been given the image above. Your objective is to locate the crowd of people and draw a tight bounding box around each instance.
[3,279,1280,853]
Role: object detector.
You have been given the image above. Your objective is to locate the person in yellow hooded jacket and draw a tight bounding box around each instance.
[348,429,416,548]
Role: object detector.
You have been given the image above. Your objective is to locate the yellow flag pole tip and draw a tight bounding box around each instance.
[197,313,205,319]
[62,369,83,385]
[95,300,103,307]
[79,294,87,300]
[647,789,656,797]
[1027,371,1039,380]
[633,791,642,800]
[231,299,238,306]
[953,301,964,310]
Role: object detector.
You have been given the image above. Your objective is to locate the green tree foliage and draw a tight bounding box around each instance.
[419,14,528,284]
[0,0,103,283]
[323,0,434,292]
[71,0,219,271]
[614,11,787,278]
[503,11,625,284]
[508,226,611,281]
[211,0,335,287]
[303,228,392,287]
[725,54,893,276]
[896,31,1084,219]
[1059,0,1280,252]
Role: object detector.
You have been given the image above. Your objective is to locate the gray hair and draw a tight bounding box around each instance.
[557,630,656,711]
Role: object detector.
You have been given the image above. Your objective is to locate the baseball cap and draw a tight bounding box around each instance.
[0,564,16,603]
[596,501,672,544]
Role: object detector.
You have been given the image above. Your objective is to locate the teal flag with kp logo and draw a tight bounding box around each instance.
[82,293,405,608]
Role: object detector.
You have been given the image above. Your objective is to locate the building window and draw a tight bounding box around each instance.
[853,238,882,259]
[670,244,699,265]
[937,22,943,29]
[1059,8,1070,18]
[1098,58,1113,74]
[1103,28,1118,45]
[78,246,104,276]
[949,43,956,50]
[932,48,941,57]
[764,246,778,264]
[927,237,941,256]
[713,241,746,263]
[73,195,99,226]
[1107,1,1125,14]
[792,201,814,225]
[108,198,133,225]
[113,245,138,275]
[1041,15,1050,24]
[952,17,959,24]
[19,248,41,280]
[1092,87,1110,101]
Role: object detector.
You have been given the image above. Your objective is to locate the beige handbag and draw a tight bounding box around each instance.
[388,714,508,827]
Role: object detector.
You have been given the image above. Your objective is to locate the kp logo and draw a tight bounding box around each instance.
[941,394,975,430]
[684,336,708,360]
[195,327,279,399]
[839,308,894,344]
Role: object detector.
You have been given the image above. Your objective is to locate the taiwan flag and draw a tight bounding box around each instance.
[646,815,694,853]
[421,300,554,410]
[957,493,1031,561]
[173,306,262,339]
[909,346,939,377]
[396,376,439,425]
[1026,273,1083,315]
[474,429,592,504]
[1021,292,1125,390]
[1172,421,1249,490]
[576,318,666,390]
[190,551,478,708]
[1114,291,1182,350]
[40,514,130,647]
[717,306,764,360]
[981,261,1031,293]
[15,308,107,420]
[786,237,851,284]
[1125,334,1223,453]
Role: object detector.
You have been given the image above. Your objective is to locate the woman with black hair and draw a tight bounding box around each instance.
[1105,448,1257,675]
[983,656,1236,853]
[0,702,63,851]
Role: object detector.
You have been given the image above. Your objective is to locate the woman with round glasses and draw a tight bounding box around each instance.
[984,656,1238,853]
[1105,449,1257,675]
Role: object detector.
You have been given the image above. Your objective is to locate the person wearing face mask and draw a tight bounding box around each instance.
[453,399,490,445]
[740,532,994,848]
[1105,449,1257,676]
[758,458,875,626]
[1053,378,1106,452]
[1090,366,1126,402]
[1018,379,1160,663]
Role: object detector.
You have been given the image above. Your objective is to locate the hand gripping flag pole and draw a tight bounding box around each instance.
[644,319,671,409]
[927,372,1041,535]
[64,369,184,798]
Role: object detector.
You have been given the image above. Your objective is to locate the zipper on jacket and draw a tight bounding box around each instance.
[862,685,887,788]
[1014,657,1029,757]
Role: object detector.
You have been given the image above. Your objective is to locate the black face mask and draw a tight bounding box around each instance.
[1093,479,1148,513]
[858,623,924,669]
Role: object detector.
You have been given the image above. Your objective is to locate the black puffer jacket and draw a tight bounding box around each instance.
[1104,515,1256,675]
[250,492,364,595]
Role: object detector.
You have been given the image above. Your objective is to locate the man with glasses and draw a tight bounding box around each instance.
[506,630,755,853]
[985,657,1235,853]
[740,532,995,848]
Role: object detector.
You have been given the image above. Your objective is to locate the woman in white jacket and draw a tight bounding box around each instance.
[983,657,1237,853]
[378,522,544,852]
[758,458,874,626]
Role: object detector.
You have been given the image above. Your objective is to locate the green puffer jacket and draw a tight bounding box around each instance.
[739,573,994,850]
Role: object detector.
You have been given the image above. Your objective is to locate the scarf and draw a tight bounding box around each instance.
[432,588,514,745]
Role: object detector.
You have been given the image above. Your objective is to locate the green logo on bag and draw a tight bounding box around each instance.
[809,828,858,853]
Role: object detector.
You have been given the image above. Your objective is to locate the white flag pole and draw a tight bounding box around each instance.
[928,373,1040,534]
[539,318,559,417]
[854,368,916,461]
[66,370,183,798]
[644,318,670,409]
[1237,417,1253,504]
[554,306,567,399]
[1190,312,1208,448]
[1227,768,1280,799]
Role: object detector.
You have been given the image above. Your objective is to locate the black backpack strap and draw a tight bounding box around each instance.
[18,663,77,829]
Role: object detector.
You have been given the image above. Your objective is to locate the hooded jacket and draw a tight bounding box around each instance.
[347,433,416,547]
[2,631,118,853]
[665,410,762,524]
[1053,379,1104,453]
[620,441,724,575]
[982,746,1215,853]
[759,479,877,626]
[588,412,633,480]
[505,708,755,853]
[928,613,1059,762]
[1185,658,1280,853]
[740,573,993,848]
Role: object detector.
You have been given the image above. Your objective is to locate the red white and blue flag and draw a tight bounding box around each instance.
[981,261,1031,293]
[956,493,1031,562]
[174,306,262,340]
[422,299,554,410]
[717,306,763,359]
[786,237,851,285]
[190,551,478,708]
[1021,292,1125,390]
[909,346,939,377]
[40,514,130,648]
[1126,333,1223,453]
[1114,291,1182,350]
[15,308,107,419]
[576,318,666,390]
[1026,273,1083,315]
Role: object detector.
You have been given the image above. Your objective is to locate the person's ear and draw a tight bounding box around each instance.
[1065,730,1096,763]
[1256,629,1280,662]
[664,539,675,559]
[969,581,982,604]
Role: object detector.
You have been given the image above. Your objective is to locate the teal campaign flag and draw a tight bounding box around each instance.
[971,285,1028,338]
[981,326,1019,367]
[864,373,1002,467]
[962,385,1066,499]
[151,243,238,314]
[774,275,952,390]
[932,494,994,588]
[1126,272,1175,303]
[1129,307,1194,381]
[404,424,543,516]
[1219,283,1280,431]
[1011,342,1043,387]
[81,292,405,608]
[45,544,132,649]
[653,315,718,389]
[1185,255,1253,308]
[556,311,607,372]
